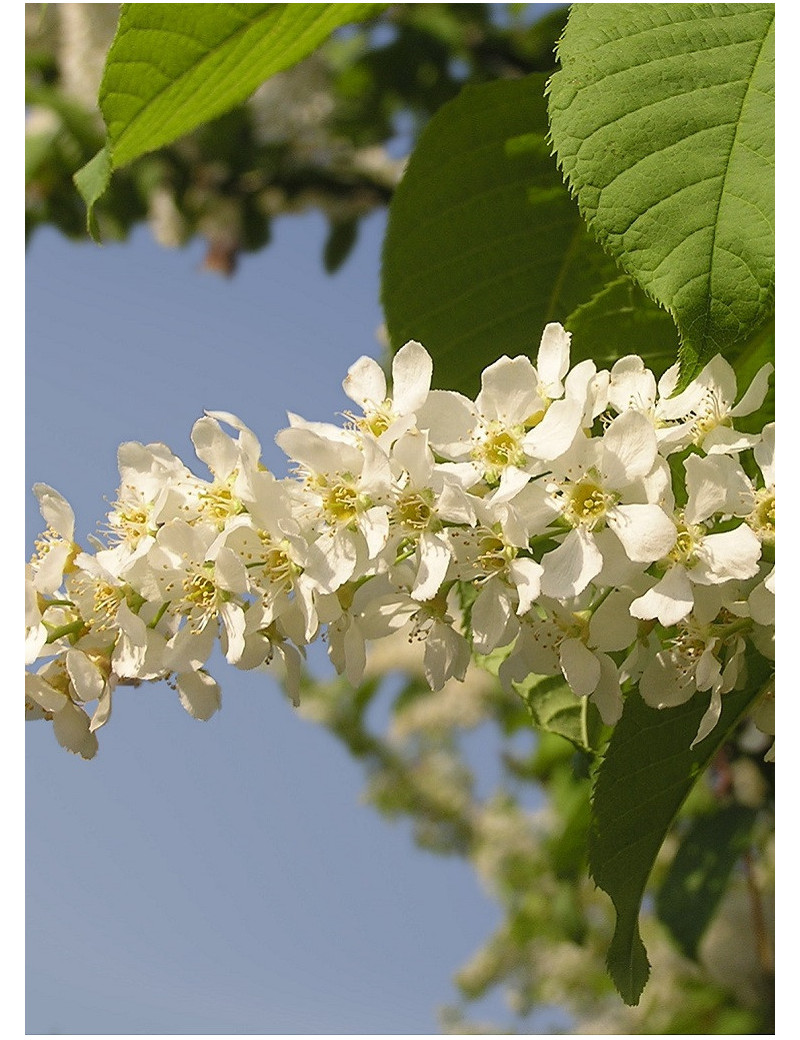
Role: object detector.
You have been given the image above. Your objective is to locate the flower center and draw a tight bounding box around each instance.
[107,504,152,547]
[323,481,359,524]
[199,480,243,527]
[749,487,775,542]
[179,567,223,630]
[564,480,609,529]
[473,422,525,473]
[394,489,436,532]
[257,532,298,592]
[476,531,516,576]
[358,406,393,438]
[667,521,701,566]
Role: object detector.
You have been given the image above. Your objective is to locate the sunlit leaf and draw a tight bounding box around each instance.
[548,4,774,383]
[75,3,383,222]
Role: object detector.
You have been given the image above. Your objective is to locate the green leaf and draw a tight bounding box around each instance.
[514,671,606,754]
[547,4,775,383]
[563,275,679,375]
[382,75,676,397]
[656,803,758,960]
[323,218,359,274]
[590,677,767,1005]
[74,3,383,221]
[72,145,111,241]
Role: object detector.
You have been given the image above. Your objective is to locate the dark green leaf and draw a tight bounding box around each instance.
[548,4,774,383]
[590,677,767,1005]
[657,803,758,959]
[323,218,359,274]
[382,75,667,397]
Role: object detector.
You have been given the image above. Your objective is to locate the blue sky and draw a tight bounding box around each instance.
[25,207,562,1035]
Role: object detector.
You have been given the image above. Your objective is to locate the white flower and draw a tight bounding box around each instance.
[106,441,199,553]
[539,410,676,598]
[343,339,433,443]
[190,410,263,525]
[416,324,584,492]
[656,355,773,453]
[26,664,99,759]
[275,421,392,591]
[630,519,762,627]
[29,484,77,595]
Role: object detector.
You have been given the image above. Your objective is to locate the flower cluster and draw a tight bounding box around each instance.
[26,326,775,759]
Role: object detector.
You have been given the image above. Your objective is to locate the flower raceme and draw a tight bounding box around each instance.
[26,326,775,759]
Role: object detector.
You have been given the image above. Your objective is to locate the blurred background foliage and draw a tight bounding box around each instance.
[25,4,774,1031]
[25,3,569,274]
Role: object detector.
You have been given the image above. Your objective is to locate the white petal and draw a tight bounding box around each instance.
[703,427,760,454]
[25,672,68,713]
[343,355,386,409]
[176,668,221,720]
[608,355,656,413]
[754,423,774,486]
[691,690,723,748]
[25,623,48,666]
[589,588,639,650]
[392,340,433,415]
[471,581,515,654]
[640,652,695,708]
[204,410,262,466]
[305,530,358,592]
[65,649,105,703]
[416,390,477,460]
[692,525,762,584]
[508,557,543,615]
[476,355,538,425]
[601,410,657,487]
[540,527,603,599]
[412,532,451,601]
[729,362,773,418]
[33,541,72,595]
[592,652,623,726]
[52,700,98,759]
[112,601,149,678]
[358,506,390,559]
[684,453,754,524]
[33,484,75,541]
[89,686,113,732]
[523,398,582,461]
[536,323,571,398]
[560,638,600,698]
[392,429,434,487]
[275,425,363,476]
[424,622,470,691]
[220,602,246,664]
[630,566,694,626]
[191,416,238,480]
[213,546,249,595]
[607,504,676,563]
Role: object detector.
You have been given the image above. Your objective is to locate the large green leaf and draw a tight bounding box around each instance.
[75,3,382,221]
[382,75,679,397]
[547,4,775,382]
[656,803,758,960]
[590,675,768,1005]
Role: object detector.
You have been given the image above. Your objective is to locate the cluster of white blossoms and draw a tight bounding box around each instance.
[26,325,775,760]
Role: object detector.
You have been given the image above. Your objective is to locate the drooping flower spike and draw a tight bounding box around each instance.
[26,326,775,759]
